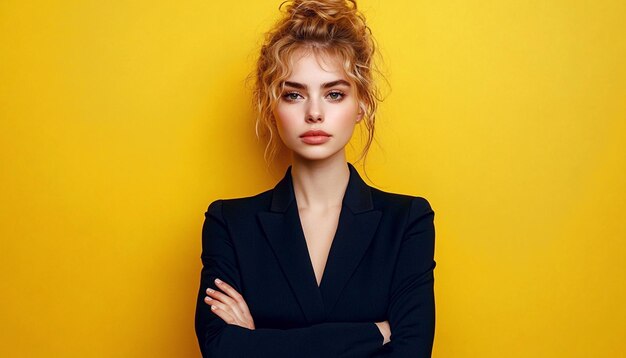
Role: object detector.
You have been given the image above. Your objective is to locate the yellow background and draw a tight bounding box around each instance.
[1,0,625,356]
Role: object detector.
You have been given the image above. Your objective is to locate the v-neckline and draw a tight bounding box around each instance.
[293,201,345,290]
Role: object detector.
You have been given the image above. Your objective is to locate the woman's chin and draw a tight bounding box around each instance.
[290,149,346,163]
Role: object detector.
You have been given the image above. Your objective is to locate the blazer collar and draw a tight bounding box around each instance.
[269,162,374,214]
[258,162,381,323]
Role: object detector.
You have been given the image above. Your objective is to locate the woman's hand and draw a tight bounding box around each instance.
[375,320,391,345]
[204,278,256,330]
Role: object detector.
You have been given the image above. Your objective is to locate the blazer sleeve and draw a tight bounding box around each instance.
[372,197,436,357]
[194,200,384,358]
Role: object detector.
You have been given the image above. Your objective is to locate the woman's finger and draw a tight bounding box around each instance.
[214,279,253,317]
[214,279,245,302]
[205,297,235,324]
[206,287,237,307]
[213,278,255,329]
[206,287,247,323]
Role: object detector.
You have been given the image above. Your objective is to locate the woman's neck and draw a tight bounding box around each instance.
[291,152,350,210]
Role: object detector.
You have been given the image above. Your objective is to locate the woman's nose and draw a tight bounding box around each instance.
[306,100,323,123]
[306,112,323,122]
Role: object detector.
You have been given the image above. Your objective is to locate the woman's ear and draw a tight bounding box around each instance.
[356,104,365,122]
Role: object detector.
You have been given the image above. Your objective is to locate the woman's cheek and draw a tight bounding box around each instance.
[274,108,300,147]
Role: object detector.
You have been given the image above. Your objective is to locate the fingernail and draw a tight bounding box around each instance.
[215,278,222,285]
[206,288,214,294]
[211,305,217,310]
[205,296,212,301]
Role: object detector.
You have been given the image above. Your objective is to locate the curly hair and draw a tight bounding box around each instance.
[252,0,384,166]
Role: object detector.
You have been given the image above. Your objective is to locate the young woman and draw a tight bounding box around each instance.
[194,1,436,357]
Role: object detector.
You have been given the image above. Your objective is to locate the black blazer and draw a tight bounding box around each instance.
[195,162,436,357]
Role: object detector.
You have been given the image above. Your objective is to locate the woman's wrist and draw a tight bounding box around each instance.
[374,321,391,345]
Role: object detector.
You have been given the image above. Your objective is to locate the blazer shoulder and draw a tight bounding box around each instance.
[370,186,434,215]
[369,188,434,242]
[205,188,274,219]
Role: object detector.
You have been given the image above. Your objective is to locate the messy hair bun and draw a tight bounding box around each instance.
[253,0,383,166]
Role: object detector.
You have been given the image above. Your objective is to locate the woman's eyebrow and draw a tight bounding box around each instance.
[283,79,351,89]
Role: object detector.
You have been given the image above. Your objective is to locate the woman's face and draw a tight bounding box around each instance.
[273,49,363,162]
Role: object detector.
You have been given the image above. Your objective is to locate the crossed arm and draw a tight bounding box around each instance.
[194,198,435,357]
[203,277,391,342]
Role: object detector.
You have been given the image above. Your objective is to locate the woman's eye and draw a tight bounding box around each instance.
[283,92,302,101]
[327,91,344,101]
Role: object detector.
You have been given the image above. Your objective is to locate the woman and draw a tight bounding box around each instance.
[194,0,436,357]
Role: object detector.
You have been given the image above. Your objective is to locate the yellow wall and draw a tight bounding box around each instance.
[1,0,624,356]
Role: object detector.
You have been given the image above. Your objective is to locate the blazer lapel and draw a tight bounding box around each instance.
[257,162,381,323]
[320,163,382,316]
[257,167,326,324]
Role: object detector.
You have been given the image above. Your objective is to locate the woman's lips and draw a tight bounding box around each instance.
[300,130,331,145]
[300,135,331,144]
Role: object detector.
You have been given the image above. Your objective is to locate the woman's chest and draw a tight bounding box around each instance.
[233,223,404,329]
[243,252,394,328]
[224,200,409,328]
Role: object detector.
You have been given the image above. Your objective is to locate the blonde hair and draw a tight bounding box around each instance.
[252,0,384,167]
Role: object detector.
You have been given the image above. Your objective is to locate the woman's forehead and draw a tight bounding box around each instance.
[286,47,347,77]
